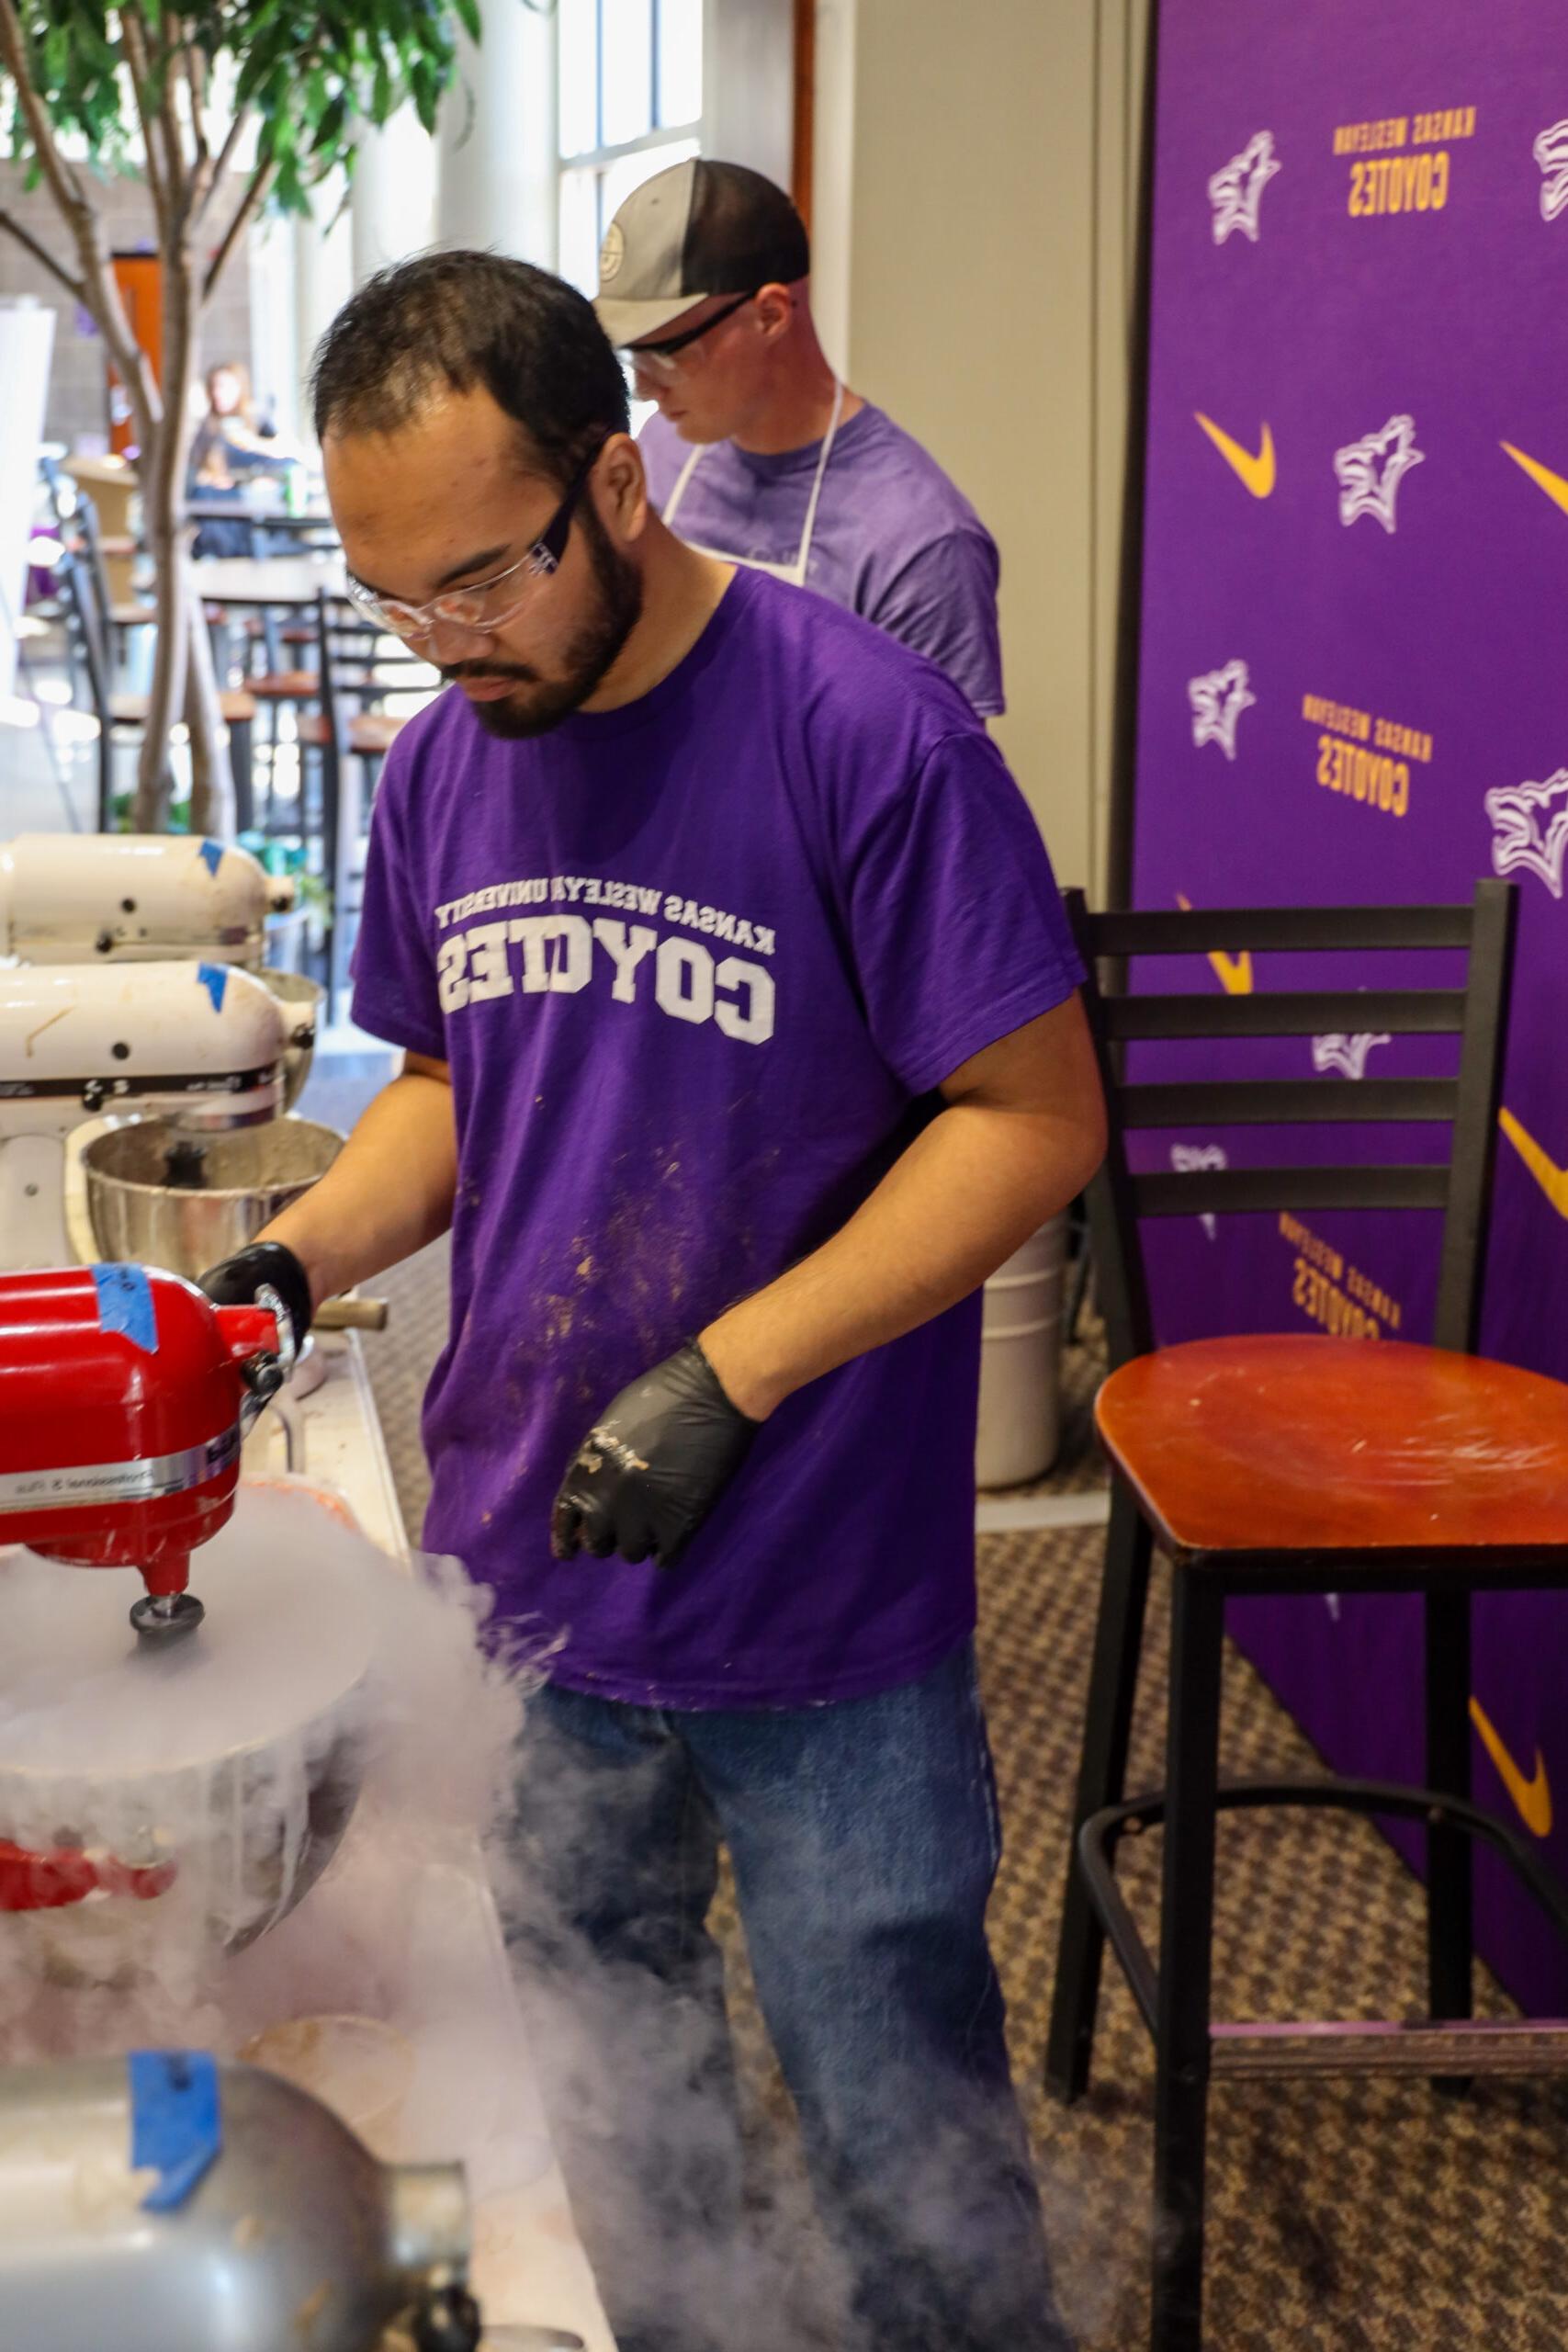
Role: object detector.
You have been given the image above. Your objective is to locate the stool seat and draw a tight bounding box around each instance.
[110,688,256,727]
[349,711,404,754]
[1098,1335,1568,1565]
[249,668,320,699]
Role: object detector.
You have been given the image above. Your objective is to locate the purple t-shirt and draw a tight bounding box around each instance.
[639,402,1006,717]
[352,570,1080,1709]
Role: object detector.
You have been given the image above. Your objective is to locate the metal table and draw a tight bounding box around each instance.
[195,554,346,608]
[185,499,335,531]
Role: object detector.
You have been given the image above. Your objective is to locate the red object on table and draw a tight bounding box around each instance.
[0,1267,278,1600]
[0,1840,177,1912]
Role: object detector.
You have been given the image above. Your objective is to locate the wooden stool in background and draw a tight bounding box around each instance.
[1045,881,1568,2352]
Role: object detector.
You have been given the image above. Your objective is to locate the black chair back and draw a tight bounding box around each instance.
[1064,883,1518,1367]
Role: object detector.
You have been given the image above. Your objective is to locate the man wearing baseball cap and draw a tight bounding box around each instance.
[596,157,1005,717]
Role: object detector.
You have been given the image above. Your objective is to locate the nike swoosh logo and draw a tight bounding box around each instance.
[1471,1695,1553,1838]
[1499,1106,1568,1218]
[1501,440,1568,520]
[1177,894,1254,994]
[1195,413,1276,498]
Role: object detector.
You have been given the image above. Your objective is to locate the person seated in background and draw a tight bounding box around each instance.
[187,362,299,556]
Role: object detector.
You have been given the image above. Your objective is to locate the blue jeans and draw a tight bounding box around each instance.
[503,1642,1072,2352]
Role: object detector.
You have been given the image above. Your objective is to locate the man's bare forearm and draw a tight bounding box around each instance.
[258,1065,458,1308]
[698,999,1106,1422]
[699,1097,1100,1420]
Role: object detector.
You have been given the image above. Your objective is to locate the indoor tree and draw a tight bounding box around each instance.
[0,0,482,830]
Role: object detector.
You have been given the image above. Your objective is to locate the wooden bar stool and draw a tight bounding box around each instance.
[1044,880,1568,2352]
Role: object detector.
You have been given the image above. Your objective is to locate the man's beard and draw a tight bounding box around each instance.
[442,498,644,741]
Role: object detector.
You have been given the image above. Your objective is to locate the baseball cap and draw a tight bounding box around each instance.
[594,159,811,348]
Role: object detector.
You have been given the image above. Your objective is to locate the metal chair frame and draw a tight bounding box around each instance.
[1043,880,1568,2352]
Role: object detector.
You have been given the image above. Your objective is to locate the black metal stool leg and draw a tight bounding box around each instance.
[1066,1217,1095,1344]
[1150,1573,1224,2352]
[321,727,342,1021]
[229,716,254,835]
[1426,1587,1473,2080]
[1046,1475,1154,2101]
[97,720,115,833]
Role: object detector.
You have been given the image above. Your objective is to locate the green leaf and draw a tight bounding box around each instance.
[310,89,347,156]
[450,0,479,46]
[408,52,437,133]
[275,153,307,210]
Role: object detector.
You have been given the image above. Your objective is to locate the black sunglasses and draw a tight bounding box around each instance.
[625,290,757,366]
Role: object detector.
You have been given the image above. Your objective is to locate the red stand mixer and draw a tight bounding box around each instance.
[0,1263,291,1643]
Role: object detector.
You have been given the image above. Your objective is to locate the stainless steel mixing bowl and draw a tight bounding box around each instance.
[82,1115,343,1279]
[259,968,324,1112]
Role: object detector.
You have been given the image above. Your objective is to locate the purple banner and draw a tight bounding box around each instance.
[1132,2,1568,2009]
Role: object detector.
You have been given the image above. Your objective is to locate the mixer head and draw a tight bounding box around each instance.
[0,1266,290,1642]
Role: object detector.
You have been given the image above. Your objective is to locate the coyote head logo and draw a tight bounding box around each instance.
[1188,661,1256,762]
[1533,119,1568,223]
[1485,770,1568,899]
[1171,1142,1227,1241]
[1312,1034,1392,1081]
[1208,132,1281,244]
[1334,415,1425,534]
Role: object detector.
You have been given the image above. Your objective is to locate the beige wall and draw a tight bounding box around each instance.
[812,0,1148,898]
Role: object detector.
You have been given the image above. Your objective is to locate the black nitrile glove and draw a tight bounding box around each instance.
[550,1340,759,1570]
[198,1239,314,1359]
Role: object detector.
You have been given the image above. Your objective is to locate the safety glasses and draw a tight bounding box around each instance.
[344,440,605,641]
[623,291,757,384]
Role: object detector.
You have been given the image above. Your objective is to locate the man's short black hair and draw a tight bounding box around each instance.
[310,249,630,482]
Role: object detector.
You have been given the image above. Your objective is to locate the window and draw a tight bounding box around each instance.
[558,0,706,300]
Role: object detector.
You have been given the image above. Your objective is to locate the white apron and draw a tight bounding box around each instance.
[660,379,846,585]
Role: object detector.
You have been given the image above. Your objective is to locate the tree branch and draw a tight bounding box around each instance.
[0,0,89,220]
[118,6,171,228]
[77,216,164,450]
[202,154,273,305]
[155,10,190,221]
[198,107,250,224]
[184,40,209,171]
[0,204,88,303]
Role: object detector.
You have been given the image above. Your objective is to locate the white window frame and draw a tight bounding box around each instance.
[556,0,713,298]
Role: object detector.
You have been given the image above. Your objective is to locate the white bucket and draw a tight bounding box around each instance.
[976,1215,1068,1489]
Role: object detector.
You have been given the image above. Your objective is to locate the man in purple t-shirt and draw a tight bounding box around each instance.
[200,253,1101,2352]
[595,159,1006,717]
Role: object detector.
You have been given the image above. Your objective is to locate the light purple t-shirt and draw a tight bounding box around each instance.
[638,402,1006,717]
[352,570,1080,1710]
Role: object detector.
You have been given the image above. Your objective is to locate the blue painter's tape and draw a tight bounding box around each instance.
[196,961,228,1012]
[92,1262,158,1354]
[130,2051,222,2212]
[198,837,223,876]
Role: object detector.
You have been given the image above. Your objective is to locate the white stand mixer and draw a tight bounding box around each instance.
[0,830,291,965]
[0,960,288,1269]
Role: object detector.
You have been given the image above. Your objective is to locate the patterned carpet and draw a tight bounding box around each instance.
[348,1193,1567,2351]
